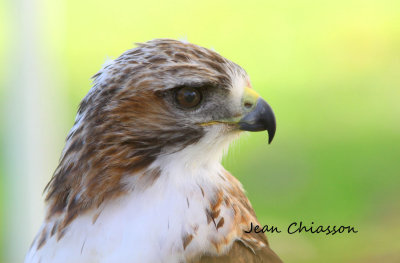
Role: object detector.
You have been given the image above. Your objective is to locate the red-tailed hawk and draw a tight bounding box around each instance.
[25,39,281,263]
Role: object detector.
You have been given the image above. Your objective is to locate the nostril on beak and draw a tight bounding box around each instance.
[244,102,253,109]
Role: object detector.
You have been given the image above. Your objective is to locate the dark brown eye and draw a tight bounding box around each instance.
[175,87,202,108]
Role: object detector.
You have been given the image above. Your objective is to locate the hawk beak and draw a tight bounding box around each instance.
[199,87,276,144]
[238,97,276,144]
[238,88,276,144]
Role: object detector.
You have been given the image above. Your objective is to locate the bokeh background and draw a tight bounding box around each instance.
[1,0,400,262]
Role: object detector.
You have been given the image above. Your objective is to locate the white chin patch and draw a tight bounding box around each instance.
[176,124,242,167]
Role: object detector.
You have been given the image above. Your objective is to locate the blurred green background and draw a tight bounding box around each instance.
[1,0,400,262]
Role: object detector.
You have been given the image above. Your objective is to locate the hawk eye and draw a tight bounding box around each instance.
[175,87,202,108]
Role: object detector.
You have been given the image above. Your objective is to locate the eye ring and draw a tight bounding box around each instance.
[175,87,202,108]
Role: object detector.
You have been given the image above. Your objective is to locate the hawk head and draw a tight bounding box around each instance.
[45,38,276,230]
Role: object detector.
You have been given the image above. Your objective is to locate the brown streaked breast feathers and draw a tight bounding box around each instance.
[195,234,282,263]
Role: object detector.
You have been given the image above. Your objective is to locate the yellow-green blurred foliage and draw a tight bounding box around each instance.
[1,0,400,262]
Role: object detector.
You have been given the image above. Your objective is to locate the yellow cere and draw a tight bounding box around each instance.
[242,87,260,106]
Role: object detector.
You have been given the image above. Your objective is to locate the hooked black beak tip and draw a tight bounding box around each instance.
[268,126,275,144]
[238,98,276,144]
